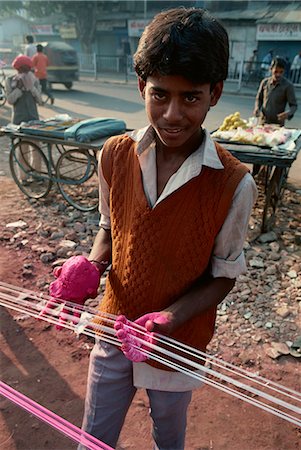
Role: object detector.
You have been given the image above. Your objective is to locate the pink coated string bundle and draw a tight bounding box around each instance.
[0,380,113,449]
[0,281,300,431]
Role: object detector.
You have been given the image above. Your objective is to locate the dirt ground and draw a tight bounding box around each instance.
[0,171,300,450]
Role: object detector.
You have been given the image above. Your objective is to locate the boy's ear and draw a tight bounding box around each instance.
[138,77,146,99]
[210,81,224,106]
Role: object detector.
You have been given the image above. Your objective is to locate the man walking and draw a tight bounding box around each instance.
[32,44,54,105]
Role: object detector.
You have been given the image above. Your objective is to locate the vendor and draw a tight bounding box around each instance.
[253,56,297,127]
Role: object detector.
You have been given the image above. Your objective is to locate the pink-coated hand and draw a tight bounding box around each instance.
[135,312,171,332]
[39,256,101,330]
[114,313,171,362]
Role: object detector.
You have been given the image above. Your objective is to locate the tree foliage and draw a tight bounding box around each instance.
[1,1,104,53]
[0,1,24,14]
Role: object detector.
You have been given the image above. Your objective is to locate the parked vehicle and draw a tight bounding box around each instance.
[39,41,79,89]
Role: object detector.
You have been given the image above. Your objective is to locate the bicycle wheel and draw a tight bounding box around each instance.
[41,91,50,105]
[9,141,52,198]
[56,149,98,212]
[0,83,6,106]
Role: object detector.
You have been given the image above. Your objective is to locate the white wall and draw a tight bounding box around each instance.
[228,23,257,62]
[0,17,30,49]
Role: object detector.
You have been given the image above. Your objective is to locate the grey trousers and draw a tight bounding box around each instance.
[78,340,192,450]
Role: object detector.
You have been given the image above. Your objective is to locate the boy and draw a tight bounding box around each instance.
[6,55,42,124]
[6,55,43,182]
[254,56,297,126]
[32,44,54,105]
[50,7,257,449]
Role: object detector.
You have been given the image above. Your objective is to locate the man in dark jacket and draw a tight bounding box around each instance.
[254,56,297,126]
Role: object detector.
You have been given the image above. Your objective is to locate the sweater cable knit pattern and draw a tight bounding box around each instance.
[97,134,248,368]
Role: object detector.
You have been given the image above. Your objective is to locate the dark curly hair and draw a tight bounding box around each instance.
[271,56,286,70]
[134,7,229,85]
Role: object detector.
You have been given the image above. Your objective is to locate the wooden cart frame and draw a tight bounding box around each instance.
[219,137,301,232]
[2,128,301,232]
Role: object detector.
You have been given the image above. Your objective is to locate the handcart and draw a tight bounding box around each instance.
[213,133,301,232]
[1,118,126,212]
[1,121,300,230]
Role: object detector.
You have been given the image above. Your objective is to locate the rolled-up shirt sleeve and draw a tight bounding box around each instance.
[98,148,111,229]
[5,78,23,105]
[211,172,257,279]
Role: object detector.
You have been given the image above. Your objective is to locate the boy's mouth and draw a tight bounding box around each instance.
[164,128,182,133]
[160,127,184,135]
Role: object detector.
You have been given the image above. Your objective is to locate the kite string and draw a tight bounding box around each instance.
[1,288,298,408]
[0,282,301,427]
[0,381,113,450]
[1,285,300,401]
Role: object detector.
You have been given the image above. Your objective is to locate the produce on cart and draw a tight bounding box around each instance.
[211,112,301,232]
[212,112,300,149]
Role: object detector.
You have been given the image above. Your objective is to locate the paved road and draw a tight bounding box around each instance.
[1,77,300,186]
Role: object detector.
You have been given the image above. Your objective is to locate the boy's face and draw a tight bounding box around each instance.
[271,66,284,83]
[138,74,223,152]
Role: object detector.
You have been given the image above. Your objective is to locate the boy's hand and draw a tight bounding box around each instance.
[39,256,103,330]
[114,312,172,362]
[136,311,173,334]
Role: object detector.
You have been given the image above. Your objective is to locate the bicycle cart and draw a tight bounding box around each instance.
[213,133,301,233]
[1,120,124,212]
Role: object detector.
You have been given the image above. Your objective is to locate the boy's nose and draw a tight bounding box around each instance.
[163,99,183,122]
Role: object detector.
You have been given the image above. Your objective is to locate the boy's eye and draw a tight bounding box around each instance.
[185,95,197,103]
[153,92,166,100]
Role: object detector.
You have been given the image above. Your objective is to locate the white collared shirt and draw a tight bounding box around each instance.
[97,125,257,391]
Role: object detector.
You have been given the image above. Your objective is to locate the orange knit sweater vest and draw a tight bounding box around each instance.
[98,134,249,367]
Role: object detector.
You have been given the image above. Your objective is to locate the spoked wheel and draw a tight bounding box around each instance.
[9,141,52,198]
[56,149,98,212]
[0,83,6,106]
[41,91,50,105]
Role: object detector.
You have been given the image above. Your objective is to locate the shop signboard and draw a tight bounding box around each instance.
[31,24,54,35]
[257,23,301,41]
[128,19,150,37]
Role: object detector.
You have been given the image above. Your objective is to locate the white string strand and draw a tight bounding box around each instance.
[0,281,300,427]
[126,326,301,404]
[119,323,301,417]
[1,281,299,402]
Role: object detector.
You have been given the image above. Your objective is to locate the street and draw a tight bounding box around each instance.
[1,77,301,185]
[0,79,300,450]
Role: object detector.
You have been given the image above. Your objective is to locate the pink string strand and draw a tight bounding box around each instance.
[0,381,113,450]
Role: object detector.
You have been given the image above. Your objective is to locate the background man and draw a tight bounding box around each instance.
[24,35,36,58]
[32,44,54,105]
[254,56,297,126]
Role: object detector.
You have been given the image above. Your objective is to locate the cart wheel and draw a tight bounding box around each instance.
[0,83,6,106]
[56,149,98,212]
[9,141,52,199]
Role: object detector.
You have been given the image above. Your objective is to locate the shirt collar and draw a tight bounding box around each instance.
[126,125,224,170]
[268,76,285,87]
